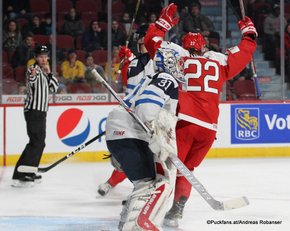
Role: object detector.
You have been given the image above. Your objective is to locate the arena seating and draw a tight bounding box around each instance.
[34,35,49,46]
[14,66,27,83]
[29,0,50,14]
[92,50,108,66]
[66,82,91,93]
[233,80,259,100]
[3,64,14,79]
[56,35,74,50]
[56,0,73,14]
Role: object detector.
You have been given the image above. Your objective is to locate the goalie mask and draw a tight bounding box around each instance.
[182,32,206,54]
[153,48,185,83]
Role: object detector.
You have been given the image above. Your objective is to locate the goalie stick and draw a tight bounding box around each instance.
[92,69,249,211]
[17,131,106,174]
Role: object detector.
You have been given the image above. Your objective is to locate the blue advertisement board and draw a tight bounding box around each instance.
[231,104,290,144]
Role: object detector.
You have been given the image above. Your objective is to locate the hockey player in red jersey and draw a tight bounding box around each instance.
[144,3,257,227]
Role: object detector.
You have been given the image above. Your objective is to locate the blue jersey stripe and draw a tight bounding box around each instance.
[124,99,132,107]
[124,78,146,105]
[135,98,164,107]
[127,84,135,89]
[141,90,160,97]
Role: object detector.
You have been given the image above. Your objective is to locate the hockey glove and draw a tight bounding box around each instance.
[238,16,258,40]
[148,109,178,162]
[156,3,179,32]
[118,46,135,61]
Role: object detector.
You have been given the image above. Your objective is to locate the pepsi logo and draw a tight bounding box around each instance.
[57,108,90,146]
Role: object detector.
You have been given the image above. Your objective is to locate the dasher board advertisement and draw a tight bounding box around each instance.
[231,104,290,144]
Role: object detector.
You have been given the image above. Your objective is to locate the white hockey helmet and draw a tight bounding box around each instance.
[153,48,185,83]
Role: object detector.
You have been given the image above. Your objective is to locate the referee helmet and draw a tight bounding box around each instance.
[34,45,49,56]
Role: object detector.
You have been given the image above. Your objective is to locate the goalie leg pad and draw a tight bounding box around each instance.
[136,177,173,231]
[120,180,154,231]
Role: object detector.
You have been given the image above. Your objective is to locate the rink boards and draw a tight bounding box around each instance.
[1,101,290,166]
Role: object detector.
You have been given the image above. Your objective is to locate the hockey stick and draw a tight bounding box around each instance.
[17,131,106,174]
[118,0,141,72]
[92,69,249,210]
[126,0,141,46]
[238,0,261,98]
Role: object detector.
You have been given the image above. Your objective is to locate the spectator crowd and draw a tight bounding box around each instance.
[2,0,290,96]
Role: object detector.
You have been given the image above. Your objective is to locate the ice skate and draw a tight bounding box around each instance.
[97,182,112,196]
[163,197,187,227]
[11,176,35,188]
[33,174,42,184]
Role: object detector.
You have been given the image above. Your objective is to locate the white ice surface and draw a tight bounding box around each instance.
[0,158,290,231]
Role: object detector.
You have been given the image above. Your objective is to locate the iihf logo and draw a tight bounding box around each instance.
[57,108,90,146]
[235,108,259,140]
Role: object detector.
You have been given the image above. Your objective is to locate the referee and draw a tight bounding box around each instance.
[12,45,59,187]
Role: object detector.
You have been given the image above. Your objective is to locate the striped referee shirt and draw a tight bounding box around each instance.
[24,63,59,112]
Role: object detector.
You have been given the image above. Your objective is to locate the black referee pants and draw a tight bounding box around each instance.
[12,110,47,179]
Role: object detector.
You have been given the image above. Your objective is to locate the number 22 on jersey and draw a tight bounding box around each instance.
[184,58,219,94]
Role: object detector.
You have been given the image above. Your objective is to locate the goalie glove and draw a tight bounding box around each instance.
[238,16,258,40]
[156,3,179,32]
[148,109,178,162]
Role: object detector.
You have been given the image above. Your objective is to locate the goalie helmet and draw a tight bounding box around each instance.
[182,32,206,53]
[153,48,185,83]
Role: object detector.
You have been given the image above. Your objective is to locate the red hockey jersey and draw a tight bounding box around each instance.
[144,23,256,131]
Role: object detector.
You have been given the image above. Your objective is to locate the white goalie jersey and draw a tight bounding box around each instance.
[125,53,155,95]
[106,72,179,142]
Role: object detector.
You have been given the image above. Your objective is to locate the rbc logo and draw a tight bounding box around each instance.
[235,108,259,140]
[57,108,90,146]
